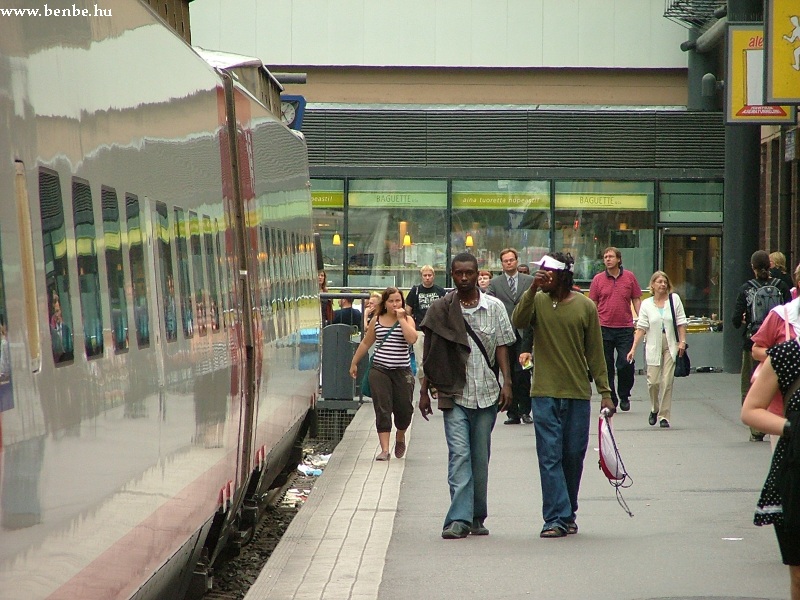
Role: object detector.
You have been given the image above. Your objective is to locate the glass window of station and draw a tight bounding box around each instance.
[451,180,550,275]
[554,181,655,288]
[312,179,345,287]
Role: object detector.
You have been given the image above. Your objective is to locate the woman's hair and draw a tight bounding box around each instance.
[378,287,405,315]
[318,269,328,291]
[794,262,800,287]
[751,250,772,280]
[478,269,492,278]
[770,251,787,271]
[648,270,673,293]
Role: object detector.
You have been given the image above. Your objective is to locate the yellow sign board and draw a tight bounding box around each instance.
[555,193,649,210]
[311,191,344,208]
[452,192,549,210]
[348,191,446,209]
[765,0,800,104]
[727,25,795,124]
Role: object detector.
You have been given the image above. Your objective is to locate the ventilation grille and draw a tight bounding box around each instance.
[303,108,725,171]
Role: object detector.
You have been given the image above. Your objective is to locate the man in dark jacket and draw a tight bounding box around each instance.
[419,253,515,540]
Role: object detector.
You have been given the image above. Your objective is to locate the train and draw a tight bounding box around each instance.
[0,2,320,598]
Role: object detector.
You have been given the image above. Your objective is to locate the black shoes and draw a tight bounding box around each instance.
[521,414,534,425]
[504,417,521,425]
[660,419,670,428]
[442,521,471,539]
[619,397,631,411]
[648,412,657,426]
[470,520,489,536]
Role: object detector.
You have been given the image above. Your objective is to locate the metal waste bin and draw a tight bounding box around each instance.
[321,324,359,400]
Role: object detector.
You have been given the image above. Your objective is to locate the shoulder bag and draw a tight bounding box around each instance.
[361,321,399,398]
[668,293,691,377]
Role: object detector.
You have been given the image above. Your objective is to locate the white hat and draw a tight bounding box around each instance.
[532,255,574,272]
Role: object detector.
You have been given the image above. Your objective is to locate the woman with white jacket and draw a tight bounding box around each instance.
[626,271,688,428]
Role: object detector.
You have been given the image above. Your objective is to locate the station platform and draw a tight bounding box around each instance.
[245,372,787,600]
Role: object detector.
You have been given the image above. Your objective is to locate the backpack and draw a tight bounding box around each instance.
[745,278,783,337]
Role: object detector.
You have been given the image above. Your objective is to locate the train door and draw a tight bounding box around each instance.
[659,227,722,320]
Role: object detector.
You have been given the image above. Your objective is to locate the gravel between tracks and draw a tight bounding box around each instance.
[206,438,337,600]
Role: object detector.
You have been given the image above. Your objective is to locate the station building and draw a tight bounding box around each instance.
[192,0,729,322]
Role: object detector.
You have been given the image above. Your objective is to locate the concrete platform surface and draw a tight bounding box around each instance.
[245,372,788,600]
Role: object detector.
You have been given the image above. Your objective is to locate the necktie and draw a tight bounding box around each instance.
[509,276,516,298]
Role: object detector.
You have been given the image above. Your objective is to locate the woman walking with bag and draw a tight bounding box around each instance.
[751,261,800,450]
[350,287,417,461]
[626,271,687,428]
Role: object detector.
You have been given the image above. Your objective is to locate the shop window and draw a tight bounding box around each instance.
[311,179,345,287]
[72,180,104,358]
[659,181,723,223]
[554,181,654,287]
[347,179,448,289]
[451,180,550,276]
[39,170,74,365]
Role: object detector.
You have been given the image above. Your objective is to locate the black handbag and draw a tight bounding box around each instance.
[361,322,399,397]
[668,294,691,377]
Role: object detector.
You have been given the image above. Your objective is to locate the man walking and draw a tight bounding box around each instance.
[406,265,446,384]
[418,253,515,539]
[487,248,535,424]
[589,247,642,411]
[512,252,614,538]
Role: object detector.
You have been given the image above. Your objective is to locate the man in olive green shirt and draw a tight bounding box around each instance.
[512,252,614,539]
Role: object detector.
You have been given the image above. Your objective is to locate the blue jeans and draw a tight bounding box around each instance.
[442,403,497,528]
[531,397,591,531]
[602,327,635,405]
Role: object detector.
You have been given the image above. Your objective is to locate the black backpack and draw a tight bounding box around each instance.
[745,278,783,337]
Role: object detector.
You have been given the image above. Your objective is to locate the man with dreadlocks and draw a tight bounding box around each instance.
[512,251,614,538]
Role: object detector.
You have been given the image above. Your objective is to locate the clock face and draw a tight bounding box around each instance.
[281,101,297,126]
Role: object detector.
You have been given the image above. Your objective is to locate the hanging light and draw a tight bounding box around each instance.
[465,234,474,247]
[403,233,412,247]
[332,232,341,246]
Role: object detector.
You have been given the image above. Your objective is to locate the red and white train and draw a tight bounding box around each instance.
[0,2,319,598]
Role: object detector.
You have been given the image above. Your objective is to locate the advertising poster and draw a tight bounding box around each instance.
[765,0,800,104]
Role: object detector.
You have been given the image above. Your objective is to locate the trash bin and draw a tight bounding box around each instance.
[321,323,358,400]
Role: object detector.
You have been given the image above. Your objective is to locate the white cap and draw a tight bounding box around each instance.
[532,255,574,272]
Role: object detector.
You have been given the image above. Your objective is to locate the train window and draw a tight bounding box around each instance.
[39,169,74,365]
[126,194,150,348]
[102,187,129,352]
[16,162,41,373]
[72,180,104,358]
[214,226,228,330]
[174,208,193,338]
[203,216,220,332]
[189,211,207,336]
[156,202,178,342]
[260,227,271,308]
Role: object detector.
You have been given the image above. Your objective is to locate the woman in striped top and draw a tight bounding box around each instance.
[350,287,418,461]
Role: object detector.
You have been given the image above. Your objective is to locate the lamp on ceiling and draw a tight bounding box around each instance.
[465,234,474,248]
[332,232,341,246]
[402,233,412,247]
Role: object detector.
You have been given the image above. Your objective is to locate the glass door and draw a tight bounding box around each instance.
[660,227,722,321]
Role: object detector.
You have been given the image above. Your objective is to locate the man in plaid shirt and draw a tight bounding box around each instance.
[419,252,515,540]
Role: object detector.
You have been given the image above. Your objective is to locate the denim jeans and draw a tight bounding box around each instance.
[602,326,635,405]
[442,403,497,528]
[531,397,591,531]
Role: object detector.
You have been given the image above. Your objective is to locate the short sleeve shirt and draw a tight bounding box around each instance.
[456,293,516,410]
[407,284,446,330]
[589,267,642,328]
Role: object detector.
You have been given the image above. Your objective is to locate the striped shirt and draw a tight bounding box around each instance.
[373,320,411,368]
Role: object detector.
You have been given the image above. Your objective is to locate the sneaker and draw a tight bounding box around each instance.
[470,520,489,536]
[648,412,657,426]
[619,398,630,411]
[441,521,470,539]
[394,440,406,459]
[659,419,670,428]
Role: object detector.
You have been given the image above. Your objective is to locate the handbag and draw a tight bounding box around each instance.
[668,293,691,377]
[360,321,399,398]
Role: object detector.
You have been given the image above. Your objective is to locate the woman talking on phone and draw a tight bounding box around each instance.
[350,287,417,461]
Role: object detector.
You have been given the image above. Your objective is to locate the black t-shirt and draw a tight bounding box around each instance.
[332,307,362,332]
[406,284,446,330]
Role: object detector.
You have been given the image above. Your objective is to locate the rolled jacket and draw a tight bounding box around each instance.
[420,291,470,407]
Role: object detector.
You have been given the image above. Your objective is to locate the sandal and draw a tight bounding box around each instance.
[539,526,567,538]
[375,451,390,461]
[394,440,406,459]
[566,522,578,535]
